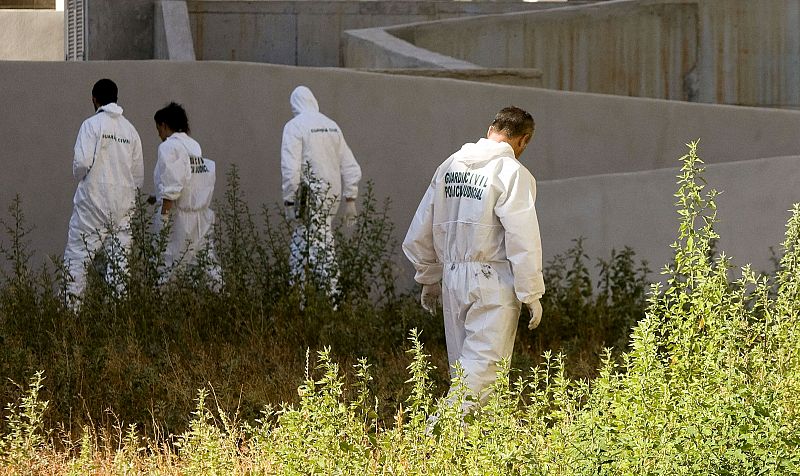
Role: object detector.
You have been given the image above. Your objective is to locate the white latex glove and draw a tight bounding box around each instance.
[420,283,442,315]
[527,299,543,330]
[343,200,357,228]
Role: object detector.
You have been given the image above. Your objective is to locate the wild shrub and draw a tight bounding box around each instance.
[5,141,794,474]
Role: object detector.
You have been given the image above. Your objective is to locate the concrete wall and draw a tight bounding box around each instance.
[0,9,63,60]
[75,0,592,63]
[697,0,800,107]
[393,0,698,100]
[539,155,800,279]
[1,61,799,284]
[187,1,587,66]
[84,0,154,60]
[344,0,800,107]
[154,0,195,60]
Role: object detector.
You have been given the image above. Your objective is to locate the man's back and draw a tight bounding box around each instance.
[404,137,544,306]
[281,86,361,213]
[430,138,530,264]
[73,103,143,220]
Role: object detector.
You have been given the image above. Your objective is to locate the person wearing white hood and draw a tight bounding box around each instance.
[281,86,362,298]
[403,106,545,412]
[153,102,221,287]
[64,79,143,307]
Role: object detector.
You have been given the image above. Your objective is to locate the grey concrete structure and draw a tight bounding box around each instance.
[72,0,588,64]
[343,0,800,107]
[538,156,800,280]
[187,1,588,66]
[0,9,63,60]
[154,0,195,60]
[83,0,155,60]
[0,61,798,285]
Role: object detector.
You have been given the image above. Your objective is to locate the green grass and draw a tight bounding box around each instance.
[2,142,793,474]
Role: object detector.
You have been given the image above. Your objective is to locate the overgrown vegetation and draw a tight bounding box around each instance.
[1,141,789,473]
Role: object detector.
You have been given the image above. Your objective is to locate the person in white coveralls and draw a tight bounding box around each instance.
[153,102,221,287]
[64,78,144,307]
[281,86,362,299]
[403,106,545,411]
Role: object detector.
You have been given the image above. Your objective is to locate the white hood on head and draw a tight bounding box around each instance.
[290,86,319,116]
[98,102,123,117]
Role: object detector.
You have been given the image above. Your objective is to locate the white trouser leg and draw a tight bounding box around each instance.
[105,220,131,298]
[442,261,521,411]
[63,209,103,304]
[289,215,339,297]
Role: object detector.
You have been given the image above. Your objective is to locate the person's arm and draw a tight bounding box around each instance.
[156,143,190,215]
[402,176,442,285]
[132,130,144,190]
[73,120,97,180]
[338,130,362,201]
[281,122,303,204]
[495,166,545,304]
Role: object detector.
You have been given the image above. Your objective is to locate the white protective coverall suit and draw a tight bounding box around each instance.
[154,132,221,285]
[403,138,545,407]
[64,103,144,301]
[281,86,362,294]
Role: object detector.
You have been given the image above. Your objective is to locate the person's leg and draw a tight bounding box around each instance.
[441,266,468,381]
[318,216,340,300]
[105,218,131,298]
[289,223,307,287]
[458,262,520,408]
[63,209,101,308]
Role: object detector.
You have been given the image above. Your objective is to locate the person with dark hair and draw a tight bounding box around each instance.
[281,86,362,300]
[403,106,545,414]
[153,102,221,287]
[64,78,143,308]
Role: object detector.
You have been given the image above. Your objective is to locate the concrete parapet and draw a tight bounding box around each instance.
[343,27,478,69]
[154,0,195,60]
[361,68,543,88]
[0,9,63,60]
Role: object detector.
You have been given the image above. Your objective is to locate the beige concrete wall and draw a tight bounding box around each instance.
[538,155,800,278]
[0,10,63,60]
[0,61,799,282]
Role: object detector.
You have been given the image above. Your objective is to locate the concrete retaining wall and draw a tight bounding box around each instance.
[344,0,800,107]
[187,1,588,66]
[0,9,63,60]
[1,61,799,284]
[539,155,800,279]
